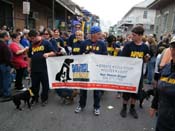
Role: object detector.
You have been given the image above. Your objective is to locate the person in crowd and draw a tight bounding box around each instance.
[68,22,82,48]
[52,29,67,55]
[159,47,172,70]
[20,29,30,48]
[56,30,85,104]
[74,26,107,116]
[28,30,55,106]
[149,36,175,131]
[9,33,28,91]
[0,30,10,45]
[43,28,58,53]
[120,26,150,119]
[72,30,85,55]
[53,29,64,48]
[146,35,157,84]
[61,31,71,55]
[0,31,12,99]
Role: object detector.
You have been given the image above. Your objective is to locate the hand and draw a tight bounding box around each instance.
[144,54,150,62]
[149,108,157,118]
[43,53,49,58]
[27,67,31,74]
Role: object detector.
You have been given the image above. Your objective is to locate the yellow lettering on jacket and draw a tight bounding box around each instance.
[130,51,144,58]
[32,45,44,53]
[73,38,77,43]
[64,41,67,46]
[96,46,99,51]
[73,48,80,52]
[160,77,175,84]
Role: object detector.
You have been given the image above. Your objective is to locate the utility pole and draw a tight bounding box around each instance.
[52,0,55,29]
[26,0,29,29]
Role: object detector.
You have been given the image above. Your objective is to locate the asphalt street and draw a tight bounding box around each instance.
[0,84,156,131]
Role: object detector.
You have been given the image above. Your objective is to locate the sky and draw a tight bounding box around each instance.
[72,0,144,31]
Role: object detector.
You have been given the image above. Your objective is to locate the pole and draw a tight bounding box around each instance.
[26,0,29,29]
[52,0,55,29]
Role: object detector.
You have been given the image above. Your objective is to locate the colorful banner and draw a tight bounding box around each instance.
[46,54,143,93]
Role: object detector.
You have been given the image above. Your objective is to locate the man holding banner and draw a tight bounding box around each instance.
[120,26,150,119]
[74,26,107,116]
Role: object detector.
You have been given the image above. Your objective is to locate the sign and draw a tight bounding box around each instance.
[23,1,30,14]
[46,54,143,93]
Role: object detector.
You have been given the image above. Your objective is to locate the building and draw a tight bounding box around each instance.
[0,0,81,31]
[148,0,175,39]
[115,0,156,36]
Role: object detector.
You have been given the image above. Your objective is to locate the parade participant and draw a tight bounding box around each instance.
[61,31,71,55]
[53,29,64,48]
[120,26,150,119]
[43,28,58,53]
[68,22,82,48]
[74,26,107,116]
[149,36,175,131]
[56,30,85,104]
[28,30,55,106]
[71,30,85,55]
[9,33,28,91]
[0,32,12,99]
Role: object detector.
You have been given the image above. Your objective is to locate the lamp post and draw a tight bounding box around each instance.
[52,0,55,29]
[23,0,30,29]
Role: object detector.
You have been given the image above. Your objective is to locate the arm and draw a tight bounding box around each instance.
[43,51,56,58]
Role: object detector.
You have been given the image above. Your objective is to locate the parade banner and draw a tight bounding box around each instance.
[46,54,143,93]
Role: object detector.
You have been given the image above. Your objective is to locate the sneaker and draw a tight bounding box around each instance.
[41,100,48,107]
[75,106,83,113]
[0,95,12,102]
[94,108,100,116]
[120,108,127,118]
[129,108,138,119]
[18,88,28,92]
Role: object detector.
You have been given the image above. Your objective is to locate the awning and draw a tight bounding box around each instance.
[56,0,75,15]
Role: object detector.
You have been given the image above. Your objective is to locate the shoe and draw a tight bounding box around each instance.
[0,95,11,102]
[94,108,100,116]
[41,100,48,107]
[25,76,30,80]
[75,106,83,113]
[129,108,138,119]
[116,94,121,99]
[18,88,28,92]
[120,108,127,118]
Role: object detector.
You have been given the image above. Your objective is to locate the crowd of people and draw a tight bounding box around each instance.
[0,23,175,130]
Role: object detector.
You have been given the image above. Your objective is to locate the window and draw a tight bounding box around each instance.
[173,14,175,34]
[162,13,168,32]
[143,11,148,19]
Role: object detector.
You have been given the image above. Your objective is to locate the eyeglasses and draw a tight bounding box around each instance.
[44,33,49,35]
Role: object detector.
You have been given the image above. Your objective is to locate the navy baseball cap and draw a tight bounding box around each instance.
[90,26,101,34]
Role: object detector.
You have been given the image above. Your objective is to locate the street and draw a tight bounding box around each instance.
[0,85,156,131]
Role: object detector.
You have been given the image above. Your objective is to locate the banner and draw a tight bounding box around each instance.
[46,54,143,93]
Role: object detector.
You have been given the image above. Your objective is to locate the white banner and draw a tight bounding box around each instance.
[46,54,143,93]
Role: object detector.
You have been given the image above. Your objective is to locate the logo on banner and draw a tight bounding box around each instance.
[55,58,74,82]
[72,64,89,81]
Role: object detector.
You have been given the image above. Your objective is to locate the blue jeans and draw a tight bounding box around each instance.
[147,57,156,83]
[0,64,11,96]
